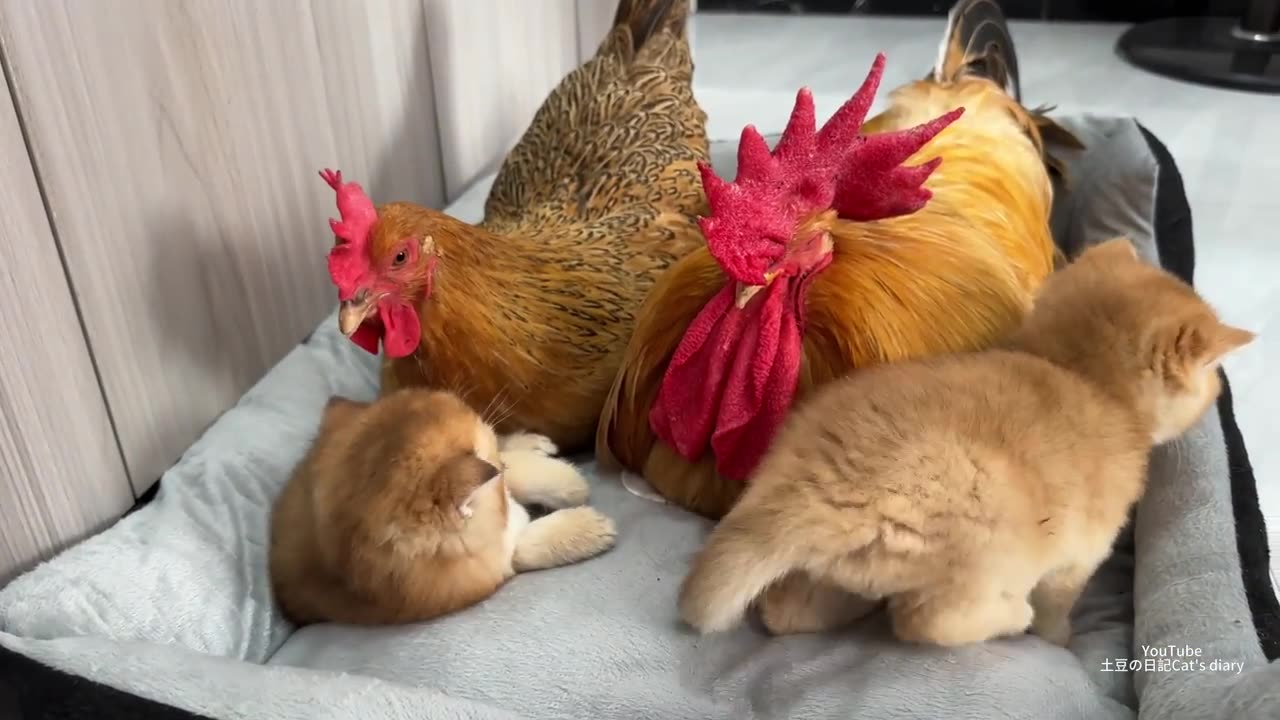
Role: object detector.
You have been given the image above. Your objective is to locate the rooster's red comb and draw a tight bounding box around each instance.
[697,53,964,285]
[320,169,377,299]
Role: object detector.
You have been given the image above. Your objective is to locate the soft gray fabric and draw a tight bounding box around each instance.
[1050,117,1280,719]
[1048,115,1158,262]
[1136,413,1280,719]
[0,314,375,664]
[0,114,1272,719]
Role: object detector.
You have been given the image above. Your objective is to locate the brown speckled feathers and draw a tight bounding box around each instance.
[377,0,708,450]
[482,0,708,281]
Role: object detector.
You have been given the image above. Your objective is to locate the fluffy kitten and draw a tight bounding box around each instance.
[270,387,616,625]
[677,238,1254,647]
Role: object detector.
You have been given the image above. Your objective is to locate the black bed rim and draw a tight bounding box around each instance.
[1136,122,1280,661]
[0,640,212,720]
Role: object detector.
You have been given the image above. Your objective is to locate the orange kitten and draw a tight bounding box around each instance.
[270,388,616,625]
[677,238,1254,647]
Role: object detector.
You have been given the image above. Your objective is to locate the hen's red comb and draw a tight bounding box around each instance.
[320,169,377,299]
[697,53,964,286]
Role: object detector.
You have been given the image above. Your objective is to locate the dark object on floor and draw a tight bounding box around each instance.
[1117,0,1280,92]
[0,644,211,720]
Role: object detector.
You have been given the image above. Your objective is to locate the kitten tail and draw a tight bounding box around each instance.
[677,506,801,634]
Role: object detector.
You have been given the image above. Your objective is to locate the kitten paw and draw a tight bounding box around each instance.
[890,589,1033,647]
[678,573,743,635]
[1032,617,1072,647]
[551,506,617,557]
[759,573,880,636]
[501,451,590,508]
[512,507,616,572]
[500,432,558,456]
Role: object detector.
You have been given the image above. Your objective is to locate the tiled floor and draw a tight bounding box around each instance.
[690,13,1280,586]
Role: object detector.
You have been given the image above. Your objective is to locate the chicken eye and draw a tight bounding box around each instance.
[393,249,408,266]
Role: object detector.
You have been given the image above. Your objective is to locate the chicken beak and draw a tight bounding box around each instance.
[338,292,375,336]
[734,271,778,309]
[734,283,764,309]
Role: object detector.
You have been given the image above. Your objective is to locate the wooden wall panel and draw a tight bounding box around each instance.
[0,0,446,493]
[424,0,580,199]
[0,72,133,585]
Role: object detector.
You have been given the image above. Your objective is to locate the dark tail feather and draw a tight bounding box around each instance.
[931,0,1022,99]
[932,0,1086,179]
[1029,103,1087,180]
[613,0,689,48]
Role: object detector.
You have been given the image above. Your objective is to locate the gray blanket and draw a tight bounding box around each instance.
[1,115,1276,720]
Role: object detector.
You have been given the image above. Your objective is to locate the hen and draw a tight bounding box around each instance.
[597,0,1083,519]
[320,0,707,451]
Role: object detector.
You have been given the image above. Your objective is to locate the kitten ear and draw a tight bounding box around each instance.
[444,455,502,519]
[457,475,503,519]
[1201,323,1256,368]
[1082,236,1139,263]
[1169,320,1256,374]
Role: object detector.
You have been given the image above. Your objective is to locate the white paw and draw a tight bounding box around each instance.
[1032,616,1072,647]
[552,507,617,556]
[501,451,590,508]
[500,432,558,456]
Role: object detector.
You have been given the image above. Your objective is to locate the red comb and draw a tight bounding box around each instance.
[697,53,964,285]
[321,169,377,300]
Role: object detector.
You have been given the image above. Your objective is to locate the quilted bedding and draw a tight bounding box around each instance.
[0,115,1277,720]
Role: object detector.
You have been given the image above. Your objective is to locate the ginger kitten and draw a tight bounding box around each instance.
[270,387,616,625]
[677,238,1254,647]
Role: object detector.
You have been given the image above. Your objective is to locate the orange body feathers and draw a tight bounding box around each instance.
[597,35,1079,518]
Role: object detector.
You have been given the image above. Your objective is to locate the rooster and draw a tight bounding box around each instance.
[320,0,707,451]
[597,0,1082,521]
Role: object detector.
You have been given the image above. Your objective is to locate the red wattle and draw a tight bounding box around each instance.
[649,284,739,459]
[649,276,805,482]
[380,302,421,359]
[350,322,381,355]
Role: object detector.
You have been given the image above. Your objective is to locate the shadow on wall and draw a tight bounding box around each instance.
[140,5,447,481]
[369,5,448,212]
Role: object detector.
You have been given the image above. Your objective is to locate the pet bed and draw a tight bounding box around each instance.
[1,115,1277,720]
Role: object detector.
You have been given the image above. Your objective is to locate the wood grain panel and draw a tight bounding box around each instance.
[0,71,133,585]
[424,0,580,199]
[0,1,446,493]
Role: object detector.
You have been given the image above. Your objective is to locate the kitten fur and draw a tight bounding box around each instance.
[270,387,616,625]
[677,238,1254,647]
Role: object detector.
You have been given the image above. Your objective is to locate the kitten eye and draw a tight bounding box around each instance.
[393,249,408,266]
